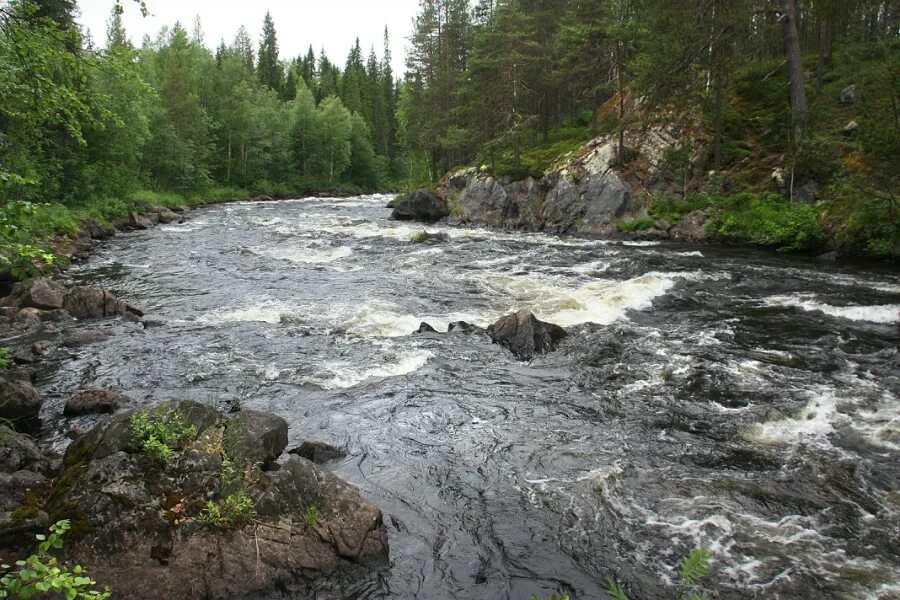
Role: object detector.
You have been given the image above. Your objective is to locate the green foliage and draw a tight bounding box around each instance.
[0,348,11,371]
[705,192,823,251]
[605,577,629,600]
[618,217,654,232]
[198,490,254,528]
[198,457,257,529]
[128,404,198,465]
[822,180,899,257]
[602,548,713,600]
[0,520,109,599]
[679,548,712,585]
[303,505,319,528]
[649,193,712,223]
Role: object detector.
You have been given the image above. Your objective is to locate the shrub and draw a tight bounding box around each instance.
[618,217,654,232]
[198,458,258,529]
[705,192,823,251]
[0,520,110,599]
[128,404,198,465]
[0,348,10,371]
[199,490,255,528]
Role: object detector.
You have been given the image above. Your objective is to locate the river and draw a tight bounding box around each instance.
[39,195,900,599]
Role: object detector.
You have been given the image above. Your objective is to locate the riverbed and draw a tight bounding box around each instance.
[41,194,900,599]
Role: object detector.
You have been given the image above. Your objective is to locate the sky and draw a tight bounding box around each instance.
[76,0,420,74]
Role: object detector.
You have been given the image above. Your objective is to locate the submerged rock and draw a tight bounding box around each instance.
[391,189,449,223]
[447,320,484,334]
[44,400,387,600]
[289,441,347,464]
[486,310,567,361]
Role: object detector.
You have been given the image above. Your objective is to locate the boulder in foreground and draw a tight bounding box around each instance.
[487,309,567,361]
[390,189,449,223]
[45,400,387,600]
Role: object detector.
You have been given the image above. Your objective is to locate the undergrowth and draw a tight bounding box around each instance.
[0,520,109,599]
[128,404,198,465]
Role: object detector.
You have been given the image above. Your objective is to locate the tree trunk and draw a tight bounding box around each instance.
[714,71,723,168]
[616,40,625,168]
[781,0,807,144]
[226,136,232,183]
[815,15,828,96]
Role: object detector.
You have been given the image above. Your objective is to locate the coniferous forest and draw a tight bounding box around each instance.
[0,0,898,280]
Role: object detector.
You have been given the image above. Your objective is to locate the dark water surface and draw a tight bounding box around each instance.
[39,196,900,599]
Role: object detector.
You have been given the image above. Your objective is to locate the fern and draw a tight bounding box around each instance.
[605,577,630,600]
[679,548,712,585]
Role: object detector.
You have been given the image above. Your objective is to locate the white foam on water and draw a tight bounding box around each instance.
[748,389,840,444]
[472,270,724,327]
[763,294,899,324]
[303,349,433,389]
[249,244,353,264]
[334,304,493,338]
[160,219,209,233]
[198,297,294,325]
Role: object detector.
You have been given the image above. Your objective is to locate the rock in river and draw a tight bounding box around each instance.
[64,388,131,417]
[487,309,567,361]
[390,189,449,223]
[44,400,387,600]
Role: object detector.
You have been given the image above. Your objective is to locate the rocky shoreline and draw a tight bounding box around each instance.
[0,202,392,599]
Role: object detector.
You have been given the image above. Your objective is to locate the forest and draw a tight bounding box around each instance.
[0,0,898,280]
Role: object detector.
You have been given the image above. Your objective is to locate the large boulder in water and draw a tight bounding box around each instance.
[63,286,143,319]
[45,400,388,600]
[487,310,567,361]
[390,189,449,223]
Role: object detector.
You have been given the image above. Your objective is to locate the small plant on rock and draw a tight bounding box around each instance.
[198,457,257,529]
[409,230,429,243]
[303,505,319,528]
[128,403,198,465]
[0,348,12,371]
[0,520,109,599]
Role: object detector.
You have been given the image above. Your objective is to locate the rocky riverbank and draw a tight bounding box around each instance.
[0,207,393,598]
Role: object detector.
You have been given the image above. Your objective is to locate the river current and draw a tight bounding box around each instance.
[40,195,899,599]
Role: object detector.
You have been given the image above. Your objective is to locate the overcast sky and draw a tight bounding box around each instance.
[76,0,419,74]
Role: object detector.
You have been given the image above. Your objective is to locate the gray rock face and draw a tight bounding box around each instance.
[487,310,568,361]
[45,402,387,600]
[0,378,42,431]
[223,410,288,469]
[0,426,59,546]
[391,189,449,223]
[156,209,181,224]
[64,388,131,417]
[81,218,115,240]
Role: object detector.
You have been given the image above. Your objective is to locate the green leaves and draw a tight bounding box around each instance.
[129,404,198,465]
[0,520,109,599]
[605,577,630,600]
[679,548,712,585]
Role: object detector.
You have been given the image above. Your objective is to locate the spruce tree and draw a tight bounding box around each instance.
[257,11,283,93]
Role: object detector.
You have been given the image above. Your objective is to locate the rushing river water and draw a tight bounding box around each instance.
[39,195,900,599]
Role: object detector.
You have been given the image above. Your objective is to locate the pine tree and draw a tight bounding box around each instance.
[257,11,283,93]
[106,4,130,49]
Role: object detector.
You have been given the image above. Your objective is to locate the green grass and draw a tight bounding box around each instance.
[618,217,655,232]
